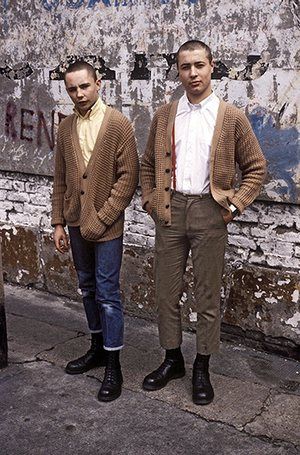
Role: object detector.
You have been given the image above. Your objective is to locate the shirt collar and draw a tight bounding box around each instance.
[73,96,105,120]
[177,91,219,114]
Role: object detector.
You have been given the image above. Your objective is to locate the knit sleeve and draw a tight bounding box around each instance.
[140,111,158,210]
[97,119,139,226]
[231,112,267,213]
[51,127,67,227]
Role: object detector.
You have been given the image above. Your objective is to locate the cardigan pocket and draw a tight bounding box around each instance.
[80,206,107,241]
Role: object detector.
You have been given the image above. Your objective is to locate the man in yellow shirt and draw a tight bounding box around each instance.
[52,61,139,402]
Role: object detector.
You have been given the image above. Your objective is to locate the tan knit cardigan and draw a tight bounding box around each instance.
[141,100,266,225]
[51,107,139,242]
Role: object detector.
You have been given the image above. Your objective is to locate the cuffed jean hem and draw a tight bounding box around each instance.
[103,345,124,351]
[89,329,103,334]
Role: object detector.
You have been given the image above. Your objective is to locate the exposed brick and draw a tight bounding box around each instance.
[7,213,31,225]
[13,203,24,213]
[0,179,13,190]
[12,181,25,192]
[1,201,13,211]
[30,193,51,206]
[7,192,30,203]
[228,235,257,250]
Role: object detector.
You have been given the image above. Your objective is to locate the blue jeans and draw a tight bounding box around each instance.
[68,227,124,351]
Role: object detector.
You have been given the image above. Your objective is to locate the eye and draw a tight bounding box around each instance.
[79,84,90,89]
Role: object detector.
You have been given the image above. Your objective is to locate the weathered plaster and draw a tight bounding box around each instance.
[0,0,299,201]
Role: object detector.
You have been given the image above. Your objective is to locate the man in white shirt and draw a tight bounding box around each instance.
[140,40,266,405]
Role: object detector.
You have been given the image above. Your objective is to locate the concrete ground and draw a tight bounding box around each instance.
[0,284,299,455]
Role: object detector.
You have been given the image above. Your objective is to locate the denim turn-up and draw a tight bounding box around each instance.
[68,227,124,351]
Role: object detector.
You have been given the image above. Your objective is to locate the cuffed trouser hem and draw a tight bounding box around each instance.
[160,341,182,350]
[103,345,123,351]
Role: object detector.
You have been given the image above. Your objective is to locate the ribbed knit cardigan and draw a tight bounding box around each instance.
[141,100,266,225]
[51,107,139,242]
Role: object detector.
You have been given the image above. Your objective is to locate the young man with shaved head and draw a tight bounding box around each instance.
[52,61,139,402]
[141,40,266,405]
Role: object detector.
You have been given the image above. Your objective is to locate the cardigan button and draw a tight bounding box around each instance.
[165,169,170,173]
[166,152,171,157]
[165,204,170,209]
[165,187,170,191]
[80,190,85,195]
[83,174,87,179]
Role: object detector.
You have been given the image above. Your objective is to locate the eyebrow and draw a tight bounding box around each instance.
[66,82,91,90]
[180,60,206,67]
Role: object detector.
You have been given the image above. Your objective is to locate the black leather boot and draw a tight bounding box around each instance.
[192,354,214,405]
[98,350,123,402]
[142,348,185,391]
[65,333,107,375]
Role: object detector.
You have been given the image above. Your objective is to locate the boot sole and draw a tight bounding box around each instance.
[142,370,186,391]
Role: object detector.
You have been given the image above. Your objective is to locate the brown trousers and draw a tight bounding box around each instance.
[154,191,228,355]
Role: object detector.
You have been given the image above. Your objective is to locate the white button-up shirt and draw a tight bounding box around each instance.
[174,92,220,194]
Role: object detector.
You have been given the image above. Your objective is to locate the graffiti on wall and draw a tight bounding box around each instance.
[4,100,66,151]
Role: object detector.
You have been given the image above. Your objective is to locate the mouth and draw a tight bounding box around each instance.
[190,81,201,87]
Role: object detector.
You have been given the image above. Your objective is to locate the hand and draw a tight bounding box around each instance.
[145,201,152,215]
[221,208,234,225]
[53,225,69,253]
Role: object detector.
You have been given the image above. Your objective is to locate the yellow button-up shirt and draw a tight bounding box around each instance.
[74,97,107,168]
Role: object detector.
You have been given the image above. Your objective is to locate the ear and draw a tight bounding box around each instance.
[210,59,215,73]
[96,78,101,91]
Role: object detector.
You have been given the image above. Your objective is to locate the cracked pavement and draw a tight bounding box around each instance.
[1,284,299,455]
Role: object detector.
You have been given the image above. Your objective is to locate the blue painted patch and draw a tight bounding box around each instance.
[41,0,196,10]
[41,0,59,11]
[249,108,299,202]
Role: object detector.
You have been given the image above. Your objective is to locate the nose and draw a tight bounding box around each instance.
[76,88,84,98]
[190,65,197,77]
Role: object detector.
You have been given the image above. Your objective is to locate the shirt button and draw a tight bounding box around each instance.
[165,169,170,173]
[81,190,85,195]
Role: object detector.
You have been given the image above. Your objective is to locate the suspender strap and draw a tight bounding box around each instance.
[171,124,176,190]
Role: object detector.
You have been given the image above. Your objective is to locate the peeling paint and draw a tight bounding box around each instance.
[292,289,299,303]
[278,279,291,286]
[189,310,197,322]
[254,291,265,298]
